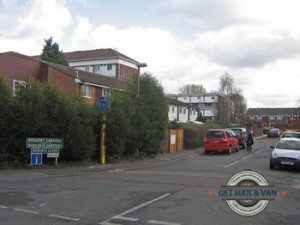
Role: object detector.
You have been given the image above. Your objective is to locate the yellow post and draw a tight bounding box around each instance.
[100,115,106,164]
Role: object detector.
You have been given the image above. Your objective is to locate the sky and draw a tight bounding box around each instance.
[1,0,300,108]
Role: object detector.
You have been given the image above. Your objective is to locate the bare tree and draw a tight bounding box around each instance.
[178,84,206,94]
[218,72,247,124]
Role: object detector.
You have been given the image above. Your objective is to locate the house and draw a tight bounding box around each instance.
[0,51,126,104]
[167,98,198,123]
[247,108,300,130]
[166,93,225,121]
[63,48,143,82]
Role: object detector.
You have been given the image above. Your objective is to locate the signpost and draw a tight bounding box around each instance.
[26,138,63,166]
[99,96,107,164]
[30,153,42,166]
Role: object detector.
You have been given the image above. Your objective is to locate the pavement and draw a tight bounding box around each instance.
[0,148,201,180]
[0,135,267,180]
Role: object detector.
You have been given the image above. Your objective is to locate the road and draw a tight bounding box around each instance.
[0,137,299,225]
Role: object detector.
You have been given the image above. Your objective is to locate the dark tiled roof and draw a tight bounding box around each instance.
[0,51,40,62]
[247,108,300,115]
[63,48,139,64]
[43,61,126,90]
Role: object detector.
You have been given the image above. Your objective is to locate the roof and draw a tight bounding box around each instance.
[247,108,300,115]
[0,51,40,62]
[165,93,220,97]
[43,61,126,90]
[166,97,190,107]
[63,48,139,64]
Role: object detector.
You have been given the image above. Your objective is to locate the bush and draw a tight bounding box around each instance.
[0,77,97,167]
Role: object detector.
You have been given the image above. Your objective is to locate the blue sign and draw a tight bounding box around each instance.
[99,96,107,113]
[30,153,43,166]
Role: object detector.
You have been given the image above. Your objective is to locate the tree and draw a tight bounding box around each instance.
[179,84,206,95]
[41,37,68,66]
[0,78,96,166]
[125,73,169,156]
[0,75,13,165]
[218,72,247,124]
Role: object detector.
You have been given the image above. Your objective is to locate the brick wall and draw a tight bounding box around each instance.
[117,64,136,82]
[0,53,41,89]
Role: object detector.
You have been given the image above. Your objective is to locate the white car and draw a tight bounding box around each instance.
[270,138,300,170]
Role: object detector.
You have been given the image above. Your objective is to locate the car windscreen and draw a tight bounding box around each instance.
[206,131,225,138]
[276,140,300,150]
[281,133,300,138]
[230,129,241,136]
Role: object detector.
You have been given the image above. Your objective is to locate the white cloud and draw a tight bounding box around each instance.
[1,0,300,108]
[194,25,300,68]
[0,0,72,54]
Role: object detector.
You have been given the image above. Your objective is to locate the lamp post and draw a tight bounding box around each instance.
[137,63,147,96]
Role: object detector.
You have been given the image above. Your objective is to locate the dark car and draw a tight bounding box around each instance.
[267,128,280,138]
[203,129,239,155]
[228,127,247,149]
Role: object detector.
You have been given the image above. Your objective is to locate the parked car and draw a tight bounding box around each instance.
[228,127,247,149]
[270,138,300,170]
[203,129,239,155]
[279,130,300,139]
[267,128,281,138]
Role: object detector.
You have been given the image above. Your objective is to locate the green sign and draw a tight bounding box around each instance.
[26,138,64,149]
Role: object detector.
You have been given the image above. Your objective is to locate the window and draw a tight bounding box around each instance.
[13,80,26,95]
[107,64,112,70]
[83,84,91,98]
[102,88,111,97]
[85,66,90,72]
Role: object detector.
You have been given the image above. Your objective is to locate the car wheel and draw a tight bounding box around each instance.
[236,146,239,152]
[228,147,232,155]
[269,162,275,170]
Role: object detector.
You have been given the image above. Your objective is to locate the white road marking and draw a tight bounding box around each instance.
[99,193,171,225]
[14,208,39,214]
[224,160,239,168]
[254,150,262,154]
[243,154,253,160]
[98,222,121,225]
[147,220,181,225]
[118,193,171,217]
[112,215,138,221]
[0,205,8,209]
[49,214,80,222]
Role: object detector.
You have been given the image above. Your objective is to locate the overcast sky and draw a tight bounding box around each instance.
[1,0,300,108]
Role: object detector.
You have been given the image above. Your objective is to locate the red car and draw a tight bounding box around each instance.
[203,129,239,155]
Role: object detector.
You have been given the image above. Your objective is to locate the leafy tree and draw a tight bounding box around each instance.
[41,37,68,66]
[124,73,169,156]
[104,91,129,159]
[0,78,96,166]
[0,75,13,165]
[179,84,206,94]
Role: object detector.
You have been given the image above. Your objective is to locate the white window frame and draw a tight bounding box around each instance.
[83,84,91,98]
[13,80,26,96]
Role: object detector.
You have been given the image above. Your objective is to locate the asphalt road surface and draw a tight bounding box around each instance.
[0,137,299,225]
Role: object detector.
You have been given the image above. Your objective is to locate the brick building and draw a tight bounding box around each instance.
[0,51,126,104]
[63,48,142,82]
[247,108,300,130]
